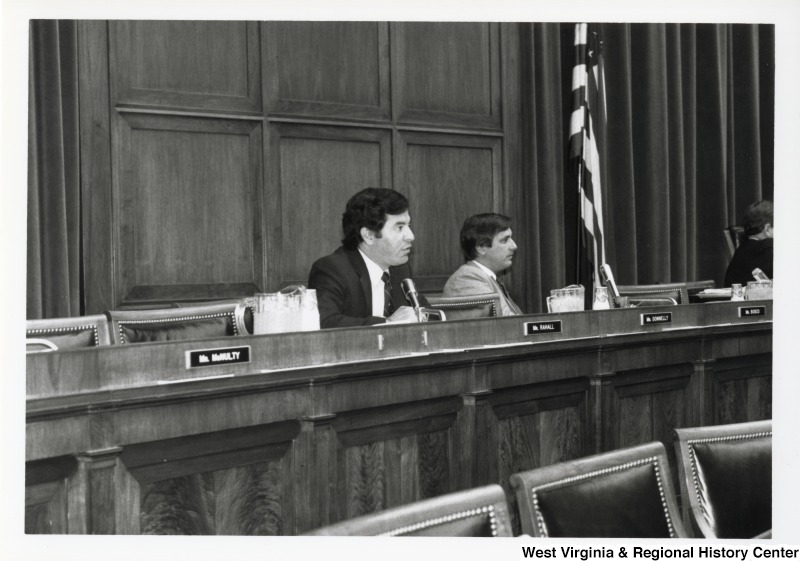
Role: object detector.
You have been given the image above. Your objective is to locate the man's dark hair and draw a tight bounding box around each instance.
[743,200,774,236]
[342,188,409,250]
[460,213,512,261]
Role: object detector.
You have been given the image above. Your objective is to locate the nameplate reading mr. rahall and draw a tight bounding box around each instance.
[739,306,766,318]
[640,312,672,326]
[186,346,251,369]
[524,320,562,336]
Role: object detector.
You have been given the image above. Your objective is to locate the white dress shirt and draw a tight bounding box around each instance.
[359,249,389,317]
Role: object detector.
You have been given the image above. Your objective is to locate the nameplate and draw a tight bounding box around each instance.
[524,321,562,335]
[640,312,672,326]
[738,306,766,318]
[186,345,251,369]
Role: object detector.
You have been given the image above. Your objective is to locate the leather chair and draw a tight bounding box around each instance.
[306,484,513,536]
[26,314,112,352]
[107,302,250,344]
[617,283,687,306]
[673,420,772,539]
[426,293,500,320]
[510,441,687,538]
[723,225,746,260]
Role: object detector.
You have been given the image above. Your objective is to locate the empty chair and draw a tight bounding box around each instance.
[107,302,250,344]
[510,442,687,538]
[306,484,512,536]
[617,283,687,306]
[673,420,772,539]
[427,293,500,320]
[26,314,112,352]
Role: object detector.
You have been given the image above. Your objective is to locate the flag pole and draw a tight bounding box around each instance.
[578,72,588,291]
[576,24,586,289]
[576,156,583,287]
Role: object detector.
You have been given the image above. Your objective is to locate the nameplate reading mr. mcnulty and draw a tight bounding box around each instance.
[524,321,562,336]
[640,312,672,326]
[186,346,251,369]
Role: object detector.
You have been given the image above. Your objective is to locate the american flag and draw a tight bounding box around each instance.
[569,23,607,306]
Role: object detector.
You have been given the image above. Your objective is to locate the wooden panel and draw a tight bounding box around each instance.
[337,428,452,522]
[25,481,67,534]
[498,23,526,308]
[264,22,390,121]
[110,21,261,114]
[265,124,392,288]
[398,131,502,283]
[712,355,772,424]
[484,382,587,535]
[139,459,284,535]
[25,456,80,534]
[124,422,299,535]
[113,113,264,306]
[607,365,694,451]
[331,399,460,523]
[78,21,115,314]
[392,22,501,129]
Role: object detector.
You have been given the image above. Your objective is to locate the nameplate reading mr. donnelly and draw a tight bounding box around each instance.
[186,346,251,369]
[640,312,672,326]
[524,320,562,336]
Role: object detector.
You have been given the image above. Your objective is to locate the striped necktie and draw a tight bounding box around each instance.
[381,271,394,317]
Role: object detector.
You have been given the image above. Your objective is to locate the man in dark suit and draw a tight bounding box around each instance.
[724,200,774,287]
[309,188,423,329]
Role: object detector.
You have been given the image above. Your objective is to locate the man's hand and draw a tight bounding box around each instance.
[386,306,419,323]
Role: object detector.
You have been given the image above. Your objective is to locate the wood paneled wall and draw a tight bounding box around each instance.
[78,21,521,311]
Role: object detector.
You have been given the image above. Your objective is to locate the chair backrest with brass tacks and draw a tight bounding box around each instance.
[426,293,500,321]
[510,441,687,538]
[306,484,513,537]
[26,314,112,352]
[673,420,772,539]
[617,283,687,306]
[106,302,248,344]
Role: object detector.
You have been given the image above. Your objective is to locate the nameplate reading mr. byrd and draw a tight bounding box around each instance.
[640,312,672,326]
[186,346,251,369]
[524,321,562,336]
[739,306,766,318]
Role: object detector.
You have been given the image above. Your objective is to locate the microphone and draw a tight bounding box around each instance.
[401,278,422,309]
[599,264,621,307]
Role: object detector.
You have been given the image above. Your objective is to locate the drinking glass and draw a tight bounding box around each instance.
[746,280,773,301]
[593,287,611,310]
[300,289,321,331]
[257,293,284,334]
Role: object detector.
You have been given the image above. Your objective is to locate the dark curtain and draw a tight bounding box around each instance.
[522,23,774,312]
[27,20,81,319]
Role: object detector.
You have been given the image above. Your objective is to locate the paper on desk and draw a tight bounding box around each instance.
[699,288,732,296]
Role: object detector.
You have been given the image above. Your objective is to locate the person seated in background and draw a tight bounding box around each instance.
[724,200,774,287]
[443,213,523,316]
[309,188,426,329]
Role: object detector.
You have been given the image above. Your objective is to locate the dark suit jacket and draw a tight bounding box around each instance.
[724,238,773,287]
[308,246,423,329]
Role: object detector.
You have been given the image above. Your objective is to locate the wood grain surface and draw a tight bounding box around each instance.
[26,308,772,534]
[77,20,518,310]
